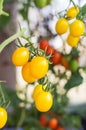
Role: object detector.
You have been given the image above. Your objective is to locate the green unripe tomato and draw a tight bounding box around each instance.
[34,0,48,8]
[69,59,79,72]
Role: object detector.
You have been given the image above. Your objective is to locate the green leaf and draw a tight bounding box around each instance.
[0,14,11,28]
[64,72,83,90]
[81,4,86,16]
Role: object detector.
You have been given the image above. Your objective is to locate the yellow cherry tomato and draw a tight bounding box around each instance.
[70,20,85,37]
[22,62,37,83]
[32,84,46,100]
[30,56,49,79]
[55,18,69,34]
[35,91,53,112]
[67,6,79,19]
[67,34,79,47]
[0,107,7,129]
[12,47,30,66]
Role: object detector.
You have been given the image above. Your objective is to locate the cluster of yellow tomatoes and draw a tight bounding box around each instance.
[55,6,85,47]
[12,46,49,83]
[0,107,7,129]
[12,46,53,112]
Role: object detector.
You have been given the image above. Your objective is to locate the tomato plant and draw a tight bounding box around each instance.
[0,107,7,129]
[66,6,79,19]
[70,20,85,37]
[12,47,30,66]
[35,91,53,112]
[50,51,62,65]
[48,118,58,129]
[55,18,69,34]
[22,62,37,83]
[30,56,49,79]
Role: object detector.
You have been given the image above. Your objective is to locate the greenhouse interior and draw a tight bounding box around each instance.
[0,0,86,130]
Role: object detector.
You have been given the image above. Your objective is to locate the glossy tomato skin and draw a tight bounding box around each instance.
[70,20,85,37]
[12,47,30,66]
[39,114,48,126]
[46,45,55,55]
[39,39,49,50]
[30,56,49,79]
[35,91,53,112]
[22,62,36,83]
[50,51,62,65]
[67,34,79,47]
[55,18,69,34]
[67,6,79,19]
[0,107,7,129]
[32,84,43,101]
[48,118,58,129]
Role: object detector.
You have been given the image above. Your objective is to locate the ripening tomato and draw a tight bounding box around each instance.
[50,51,62,65]
[46,45,55,55]
[48,118,58,129]
[67,34,79,47]
[30,56,49,79]
[39,114,48,126]
[55,18,69,34]
[22,62,37,83]
[60,56,69,69]
[39,39,49,50]
[34,0,48,8]
[70,20,85,37]
[12,47,30,66]
[66,6,79,19]
[35,91,53,112]
[0,107,7,129]
[32,84,46,101]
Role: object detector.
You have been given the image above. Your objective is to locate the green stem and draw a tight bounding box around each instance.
[0,28,26,53]
[70,0,77,7]
[16,107,26,130]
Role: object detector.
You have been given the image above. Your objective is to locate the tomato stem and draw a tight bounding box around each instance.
[0,28,26,53]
